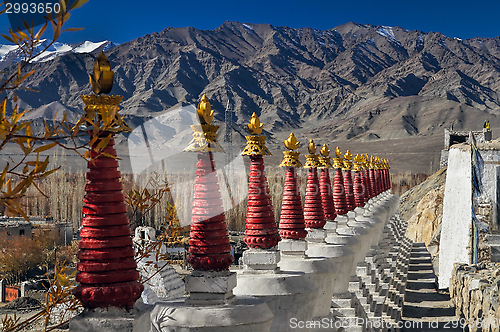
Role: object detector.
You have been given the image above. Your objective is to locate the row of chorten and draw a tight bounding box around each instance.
[186,96,392,271]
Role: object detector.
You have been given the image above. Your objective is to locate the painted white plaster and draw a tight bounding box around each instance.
[438,147,472,289]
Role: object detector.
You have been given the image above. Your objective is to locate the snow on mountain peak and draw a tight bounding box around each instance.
[242,23,253,31]
[74,41,109,53]
[0,40,116,69]
[376,26,401,46]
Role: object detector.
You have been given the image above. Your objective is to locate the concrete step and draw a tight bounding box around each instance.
[334,307,356,317]
[332,297,353,308]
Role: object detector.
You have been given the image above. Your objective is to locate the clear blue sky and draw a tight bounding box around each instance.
[0,0,499,44]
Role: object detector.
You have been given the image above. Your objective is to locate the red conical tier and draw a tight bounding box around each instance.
[365,169,373,199]
[369,168,377,198]
[74,135,143,309]
[333,168,348,215]
[188,152,234,271]
[279,167,308,239]
[244,155,279,248]
[343,169,356,212]
[353,170,366,208]
[304,168,326,229]
[320,168,336,220]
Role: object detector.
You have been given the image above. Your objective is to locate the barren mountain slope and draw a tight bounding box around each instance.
[2,22,500,172]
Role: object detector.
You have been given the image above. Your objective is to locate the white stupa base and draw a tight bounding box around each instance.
[234,271,317,332]
[147,297,274,332]
[279,254,336,318]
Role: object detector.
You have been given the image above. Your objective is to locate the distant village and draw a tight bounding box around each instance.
[0,216,73,246]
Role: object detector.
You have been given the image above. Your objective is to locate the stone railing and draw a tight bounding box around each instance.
[450,262,500,332]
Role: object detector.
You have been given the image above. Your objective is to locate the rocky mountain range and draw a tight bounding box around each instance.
[3,21,500,172]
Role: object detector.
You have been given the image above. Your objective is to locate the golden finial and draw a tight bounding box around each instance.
[308,139,317,154]
[90,51,114,95]
[279,132,301,167]
[196,94,214,125]
[242,112,271,156]
[359,154,366,169]
[318,144,332,168]
[353,153,364,172]
[344,150,352,161]
[184,94,224,153]
[320,144,330,157]
[343,150,353,170]
[333,146,344,168]
[369,155,376,169]
[284,132,300,150]
[335,146,342,158]
[247,112,263,135]
[304,139,320,168]
[76,51,131,134]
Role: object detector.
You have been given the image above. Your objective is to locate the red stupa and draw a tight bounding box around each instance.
[365,154,375,199]
[303,140,326,229]
[73,52,143,309]
[368,155,377,198]
[184,95,233,271]
[333,147,348,216]
[342,150,356,212]
[318,144,336,221]
[352,154,366,208]
[241,113,279,249]
[278,133,307,240]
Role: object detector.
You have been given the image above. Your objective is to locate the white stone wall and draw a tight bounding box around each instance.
[439,146,472,289]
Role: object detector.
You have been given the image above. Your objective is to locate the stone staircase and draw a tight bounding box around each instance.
[400,243,461,332]
[332,212,414,331]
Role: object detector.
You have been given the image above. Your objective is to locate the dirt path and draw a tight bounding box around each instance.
[401,243,461,331]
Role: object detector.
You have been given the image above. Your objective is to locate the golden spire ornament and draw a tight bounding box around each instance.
[284,132,300,150]
[75,51,130,133]
[318,144,332,168]
[279,132,302,167]
[360,154,367,169]
[366,154,373,169]
[184,95,224,152]
[370,156,376,169]
[247,112,263,135]
[196,94,214,125]
[343,150,353,170]
[333,146,344,168]
[90,51,114,95]
[241,112,271,156]
[353,154,364,172]
[304,139,320,168]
